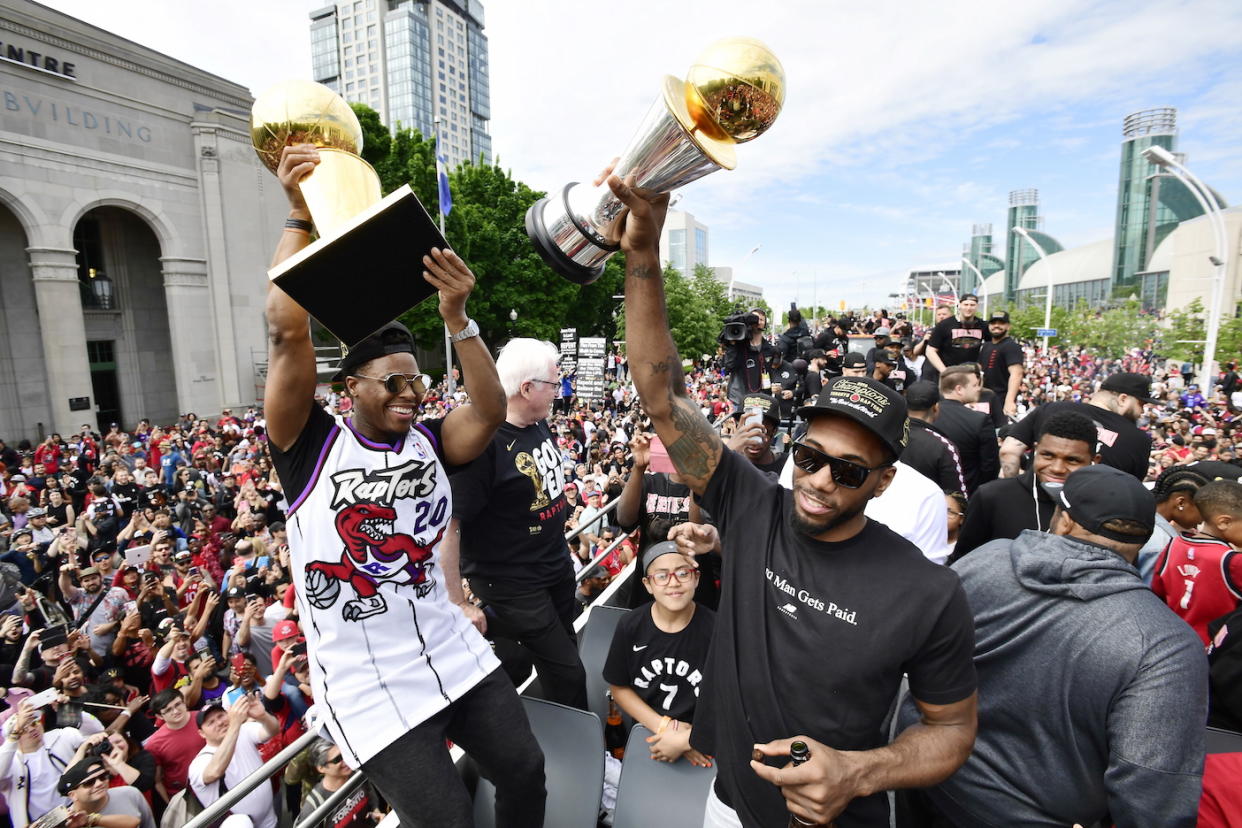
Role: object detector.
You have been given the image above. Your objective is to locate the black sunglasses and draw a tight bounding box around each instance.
[353,372,431,396]
[790,441,885,489]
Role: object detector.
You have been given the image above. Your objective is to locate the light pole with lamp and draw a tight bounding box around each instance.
[1141,145,1229,392]
[938,272,958,307]
[1013,226,1055,355]
[961,258,986,318]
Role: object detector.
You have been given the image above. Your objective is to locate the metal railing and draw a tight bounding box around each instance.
[181,494,634,828]
[182,727,321,828]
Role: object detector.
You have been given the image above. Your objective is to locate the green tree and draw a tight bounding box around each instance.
[692,264,732,325]
[1162,298,1206,363]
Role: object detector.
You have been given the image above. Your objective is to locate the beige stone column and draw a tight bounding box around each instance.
[161,256,219,415]
[27,246,94,433]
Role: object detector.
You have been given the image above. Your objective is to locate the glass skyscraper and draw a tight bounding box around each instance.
[309,0,491,169]
[1111,108,1177,298]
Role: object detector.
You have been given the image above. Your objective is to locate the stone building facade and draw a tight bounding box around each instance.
[0,1,285,439]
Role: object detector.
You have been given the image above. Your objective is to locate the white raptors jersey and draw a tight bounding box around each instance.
[274,409,499,767]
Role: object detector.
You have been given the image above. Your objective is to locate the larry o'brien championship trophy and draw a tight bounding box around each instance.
[526,38,785,285]
[251,80,447,346]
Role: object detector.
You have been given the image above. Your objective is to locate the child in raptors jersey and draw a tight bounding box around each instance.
[604,542,714,767]
[1152,479,1242,645]
[263,142,543,828]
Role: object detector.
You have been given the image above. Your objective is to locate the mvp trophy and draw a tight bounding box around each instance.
[251,80,445,346]
[526,37,785,285]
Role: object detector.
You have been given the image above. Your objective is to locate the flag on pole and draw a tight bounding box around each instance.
[435,138,453,218]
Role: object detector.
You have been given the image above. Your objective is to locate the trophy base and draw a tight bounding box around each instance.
[267,184,445,347]
[525,188,611,285]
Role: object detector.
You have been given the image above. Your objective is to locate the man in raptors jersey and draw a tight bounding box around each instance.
[1152,478,1242,645]
[264,144,544,827]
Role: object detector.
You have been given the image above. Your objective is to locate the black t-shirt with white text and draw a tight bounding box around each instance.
[1009,401,1151,481]
[928,316,987,367]
[603,603,715,722]
[451,420,571,589]
[693,450,976,827]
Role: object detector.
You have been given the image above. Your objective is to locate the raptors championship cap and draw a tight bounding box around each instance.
[796,376,910,460]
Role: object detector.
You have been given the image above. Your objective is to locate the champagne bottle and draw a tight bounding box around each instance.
[788,741,816,827]
[605,691,626,759]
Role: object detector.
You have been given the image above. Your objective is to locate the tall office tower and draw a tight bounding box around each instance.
[658,209,710,276]
[309,0,491,169]
[1004,189,1042,303]
[1111,108,1177,298]
[962,223,1005,294]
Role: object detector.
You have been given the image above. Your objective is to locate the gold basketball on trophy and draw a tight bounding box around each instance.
[684,37,786,144]
[250,79,381,238]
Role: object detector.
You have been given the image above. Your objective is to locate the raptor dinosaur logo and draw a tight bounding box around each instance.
[304,502,444,621]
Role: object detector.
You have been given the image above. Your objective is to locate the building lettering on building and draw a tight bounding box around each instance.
[0,36,77,79]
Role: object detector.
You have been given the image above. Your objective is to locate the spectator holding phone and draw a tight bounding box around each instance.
[187,698,278,828]
[59,562,130,658]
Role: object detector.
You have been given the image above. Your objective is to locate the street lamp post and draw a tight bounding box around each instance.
[938,272,957,306]
[961,258,986,318]
[1013,226,1054,355]
[1141,145,1229,392]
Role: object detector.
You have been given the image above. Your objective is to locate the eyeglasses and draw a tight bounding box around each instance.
[325,754,345,766]
[946,508,965,518]
[528,378,561,396]
[78,775,110,789]
[790,441,884,489]
[648,567,697,586]
[353,373,431,396]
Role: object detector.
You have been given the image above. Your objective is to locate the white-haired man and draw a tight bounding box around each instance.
[449,337,589,709]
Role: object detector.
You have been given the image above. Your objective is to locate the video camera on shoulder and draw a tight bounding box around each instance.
[720,311,760,343]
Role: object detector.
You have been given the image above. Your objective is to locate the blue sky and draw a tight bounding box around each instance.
[50,0,1242,316]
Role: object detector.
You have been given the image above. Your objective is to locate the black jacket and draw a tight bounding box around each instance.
[933,399,999,496]
[902,419,966,494]
[777,321,811,361]
[951,469,1057,561]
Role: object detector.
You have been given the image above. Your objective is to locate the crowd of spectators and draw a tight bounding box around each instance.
[0,296,1239,826]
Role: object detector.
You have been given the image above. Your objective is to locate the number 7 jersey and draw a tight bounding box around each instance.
[272,405,499,767]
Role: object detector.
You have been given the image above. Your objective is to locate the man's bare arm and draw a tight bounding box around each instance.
[999,435,1028,478]
[925,344,947,373]
[607,176,722,496]
[264,144,319,452]
[1004,363,1024,416]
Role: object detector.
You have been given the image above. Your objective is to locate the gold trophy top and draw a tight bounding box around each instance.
[663,37,786,169]
[250,79,366,175]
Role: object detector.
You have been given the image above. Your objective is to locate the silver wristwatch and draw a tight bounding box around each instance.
[449,318,480,343]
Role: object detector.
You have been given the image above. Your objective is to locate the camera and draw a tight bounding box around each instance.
[720,312,759,343]
[87,739,114,758]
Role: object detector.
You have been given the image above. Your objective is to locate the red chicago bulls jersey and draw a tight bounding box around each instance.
[271,405,498,767]
[1151,534,1242,646]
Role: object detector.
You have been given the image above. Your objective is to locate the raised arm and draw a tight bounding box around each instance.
[263,144,320,452]
[606,175,722,496]
[425,251,506,466]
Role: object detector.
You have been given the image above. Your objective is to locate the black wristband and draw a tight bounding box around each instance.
[284,217,314,233]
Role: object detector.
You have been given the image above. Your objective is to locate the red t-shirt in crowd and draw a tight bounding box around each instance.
[143,721,206,796]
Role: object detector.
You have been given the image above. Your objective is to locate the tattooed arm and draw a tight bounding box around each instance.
[606,174,723,495]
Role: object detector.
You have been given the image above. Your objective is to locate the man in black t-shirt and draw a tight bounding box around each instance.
[977,311,1024,419]
[608,167,976,828]
[925,294,987,378]
[768,351,802,423]
[1000,372,1155,480]
[451,338,588,710]
[604,542,714,766]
